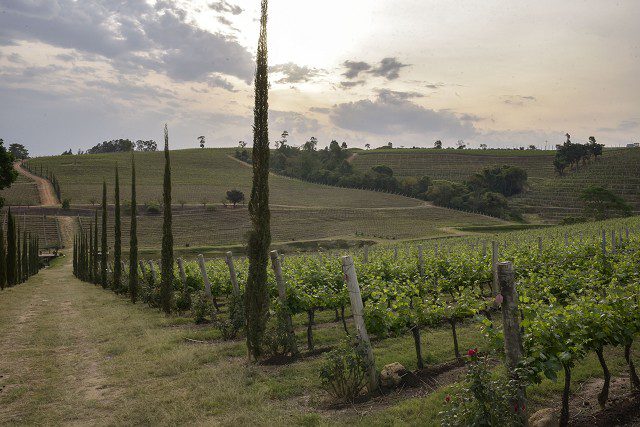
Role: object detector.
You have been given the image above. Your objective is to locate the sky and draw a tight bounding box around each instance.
[1,0,639,156]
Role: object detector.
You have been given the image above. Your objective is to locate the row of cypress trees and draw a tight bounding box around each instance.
[73,129,174,315]
[0,209,42,290]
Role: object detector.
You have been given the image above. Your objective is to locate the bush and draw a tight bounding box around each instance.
[319,338,372,402]
[218,292,245,340]
[62,199,71,210]
[144,201,161,215]
[192,290,214,324]
[263,301,296,356]
[439,350,524,427]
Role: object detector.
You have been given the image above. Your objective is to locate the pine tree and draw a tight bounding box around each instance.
[0,224,5,290]
[93,210,98,283]
[5,210,17,287]
[22,232,28,281]
[245,0,272,360]
[73,235,77,277]
[101,181,108,288]
[129,152,139,303]
[113,166,122,292]
[16,229,21,284]
[88,221,94,282]
[160,125,174,314]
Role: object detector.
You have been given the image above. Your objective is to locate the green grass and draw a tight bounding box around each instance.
[26,148,420,208]
[2,255,637,425]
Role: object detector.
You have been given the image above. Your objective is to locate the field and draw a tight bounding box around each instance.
[0,173,41,207]
[25,149,420,208]
[351,148,640,220]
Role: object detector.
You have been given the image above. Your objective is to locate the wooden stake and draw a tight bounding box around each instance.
[225,251,240,296]
[417,245,424,277]
[342,255,378,392]
[177,257,187,293]
[197,254,213,300]
[270,250,298,356]
[491,241,499,295]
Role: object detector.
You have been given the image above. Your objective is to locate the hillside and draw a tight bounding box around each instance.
[25,149,419,208]
[351,148,640,220]
[12,149,506,253]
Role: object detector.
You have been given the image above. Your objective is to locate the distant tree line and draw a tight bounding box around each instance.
[235,136,527,220]
[77,139,158,154]
[554,134,603,175]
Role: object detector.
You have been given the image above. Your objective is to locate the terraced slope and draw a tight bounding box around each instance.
[2,213,61,249]
[352,148,640,220]
[26,149,419,208]
[0,173,41,207]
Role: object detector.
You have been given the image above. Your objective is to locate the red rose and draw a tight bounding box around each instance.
[445,395,451,403]
[467,348,478,357]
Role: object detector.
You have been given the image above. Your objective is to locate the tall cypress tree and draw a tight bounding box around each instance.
[0,224,5,290]
[22,232,28,281]
[93,210,98,283]
[129,152,139,303]
[88,222,94,282]
[6,210,16,286]
[160,125,174,314]
[73,235,77,277]
[113,166,122,292]
[16,229,21,284]
[245,0,272,360]
[101,181,108,288]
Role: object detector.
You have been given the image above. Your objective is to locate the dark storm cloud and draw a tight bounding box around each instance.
[0,0,254,84]
[209,1,243,16]
[369,57,409,80]
[269,63,322,84]
[329,92,476,137]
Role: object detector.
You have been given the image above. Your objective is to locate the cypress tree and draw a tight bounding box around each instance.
[160,125,174,314]
[93,210,98,283]
[0,224,5,290]
[113,166,122,292]
[129,152,139,303]
[16,229,21,284]
[22,232,28,281]
[5,210,17,287]
[73,235,77,277]
[101,181,108,288]
[88,221,94,282]
[245,0,272,360]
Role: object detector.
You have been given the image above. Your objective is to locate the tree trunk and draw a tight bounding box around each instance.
[625,342,640,391]
[307,309,315,351]
[596,347,610,408]
[412,325,424,369]
[340,304,348,335]
[450,320,460,360]
[560,363,571,427]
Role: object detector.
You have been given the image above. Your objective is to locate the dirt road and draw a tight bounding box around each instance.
[13,161,59,206]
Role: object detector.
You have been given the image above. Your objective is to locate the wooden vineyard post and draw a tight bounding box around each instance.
[538,237,543,257]
[197,254,213,301]
[498,261,526,420]
[138,260,146,280]
[601,230,607,256]
[363,245,369,263]
[177,257,188,293]
[225,251,240,296]
[564,233,569,247]
[482,240,487,257]
[625,227,630,240]
[611,230,616,254]
[147,260,158,283]
[270,250,298,356]
[417,245,424,277]
[491,241,499,295]
[393,246,398,260]
[342,255,378,393]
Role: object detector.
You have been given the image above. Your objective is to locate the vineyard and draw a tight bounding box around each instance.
[74,214,640,425]
[351,148,640,221]
[2,213,61,249]
[0,173,41,206]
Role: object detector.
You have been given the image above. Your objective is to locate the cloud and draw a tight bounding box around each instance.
[309,107,331,114]
[502,95,537,106]
[425,82,446,90]
[369,57,409,80]
[269,63,321,84]
[209,1,243,16]
[375,89,423,100]
[339,80,365,89]
[329,92,476,138]
[0,0,254,84]
[55,53,77,62]
[206,74,236,91]
[459,113,483,122]
[7,53,27,64]
[597,119,639,133]
[342,60,371,79]
[270,110,320,136]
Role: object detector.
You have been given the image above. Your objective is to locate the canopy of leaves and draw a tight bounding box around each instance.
[579,186,631,220]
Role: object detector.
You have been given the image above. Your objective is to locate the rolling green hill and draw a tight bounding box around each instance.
[351,148,640,220]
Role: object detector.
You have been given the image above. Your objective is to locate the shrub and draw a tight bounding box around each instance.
[144,201,161,215]
[218,292,245,340]
[263,301,296,356]
[192,290,214,324]
[61,199,71,210]
[439,350,524,427]
[319,338,372,402]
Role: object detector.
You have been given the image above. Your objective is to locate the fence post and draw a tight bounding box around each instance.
[342,255,378,392]
[393,246,398,260]
[482,240,487,257]
[564,233,569,247]
[538,237,543,256]
[498,261,526,420]
[225,251,240,296]
[177,257,188,293]
[417,244,424,277]
[601,230,607,256]
[625,227,629,240]
[491,241,499,295]
[197,254,213,300]
[611,230,616,254]
[363,245,369,263]
[270,250,299,356]
[147,260,158,283]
